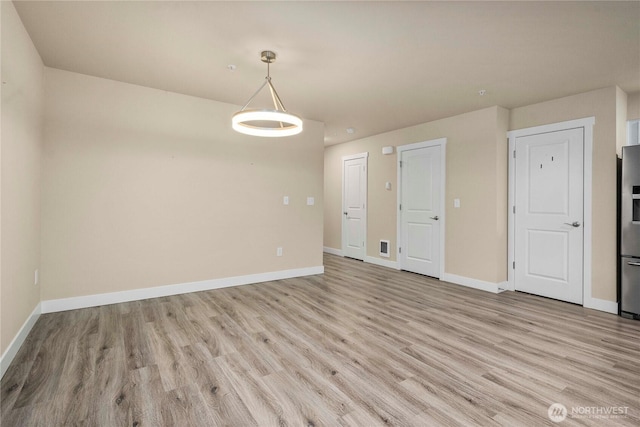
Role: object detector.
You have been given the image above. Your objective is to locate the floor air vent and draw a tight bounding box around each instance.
[380,240,390,258]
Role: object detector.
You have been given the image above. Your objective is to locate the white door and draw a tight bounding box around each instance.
[514,128,584,304]
[342,154,367,260]
[399,145,442,278]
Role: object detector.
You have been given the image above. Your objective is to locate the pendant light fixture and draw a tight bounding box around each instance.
[232,50,303,137]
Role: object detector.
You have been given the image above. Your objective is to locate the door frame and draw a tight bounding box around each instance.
[341,152,368,259]
[396,138,447,277]
[507,117,594,306]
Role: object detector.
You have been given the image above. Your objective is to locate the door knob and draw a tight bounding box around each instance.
[430,215,439,221]
[564,221,580,227]
[343,212,348,216]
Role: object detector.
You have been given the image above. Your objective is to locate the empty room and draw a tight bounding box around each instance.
[1,1,639,426]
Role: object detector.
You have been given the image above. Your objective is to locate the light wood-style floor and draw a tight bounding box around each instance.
[1,254,639,426]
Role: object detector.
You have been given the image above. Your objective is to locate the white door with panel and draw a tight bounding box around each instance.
[399,145,442,278]
[514,128,584,304]
[342,154,367,260]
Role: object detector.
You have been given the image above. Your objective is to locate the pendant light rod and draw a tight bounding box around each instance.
[239,77,288,113]
[267,79,287,111]
[266,80,284,129]
[239,78,269,111]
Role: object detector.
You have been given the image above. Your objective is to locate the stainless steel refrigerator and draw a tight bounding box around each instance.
[621,145,640,319]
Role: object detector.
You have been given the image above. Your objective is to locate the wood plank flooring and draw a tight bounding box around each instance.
[2,254,639,426]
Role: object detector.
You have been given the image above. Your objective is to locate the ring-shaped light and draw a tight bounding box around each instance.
[233,51,303,138]
[232,109,303,137]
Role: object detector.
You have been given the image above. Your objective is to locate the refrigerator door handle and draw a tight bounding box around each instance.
[628,261,640,267]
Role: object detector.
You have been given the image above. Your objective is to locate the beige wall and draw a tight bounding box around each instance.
[510,86,622,302]
[628,91,640,120]
[1,2,44,355]
[326,87,625,300]
[616,87,628,154]
[41,68,324,301]
[495,107,510,280]
[325,106,509,284]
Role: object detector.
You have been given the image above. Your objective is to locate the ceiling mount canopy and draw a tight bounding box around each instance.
[232,50,303,137]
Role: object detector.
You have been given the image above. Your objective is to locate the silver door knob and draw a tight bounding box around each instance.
[430,216,439,221]
[343,212,348,216]
[564,221,580,227]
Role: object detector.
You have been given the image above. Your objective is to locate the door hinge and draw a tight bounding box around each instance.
[513,206,515,214]
[399,247,402,254]
[513,261,515,269]
[399,204,402,211]
[399,161,403,168]
[513,150,516,159]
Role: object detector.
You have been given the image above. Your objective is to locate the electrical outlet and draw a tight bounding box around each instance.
[34,269,39,286]
[276,247,283,257]
[283,196,289,205]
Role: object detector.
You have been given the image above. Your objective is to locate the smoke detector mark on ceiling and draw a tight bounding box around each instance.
[478,89,487,96]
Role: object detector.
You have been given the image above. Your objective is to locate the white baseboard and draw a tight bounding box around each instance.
[41,266,324,314]
[498,281,618,315]
[365,256,399,270]
[323,246,343,256]
[496,281,509,293]
[584,297,618,315]
[1,302,41,379]
[440,273,501,294]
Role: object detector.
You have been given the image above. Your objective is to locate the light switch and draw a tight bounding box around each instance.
[385,182,392,190]
[307,197,315,206]
[454,198,460,208]
[283,196,289,205]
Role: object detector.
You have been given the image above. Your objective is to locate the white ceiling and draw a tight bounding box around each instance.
[13,1,640,145]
